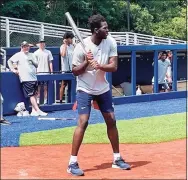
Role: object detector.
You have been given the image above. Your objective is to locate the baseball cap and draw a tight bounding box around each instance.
[21,41,29,47]
[39,39,46,43]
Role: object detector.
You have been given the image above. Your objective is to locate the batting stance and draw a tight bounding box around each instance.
[67,14,131,176]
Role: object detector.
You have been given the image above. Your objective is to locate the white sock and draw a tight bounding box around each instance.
[69,155,77,165]
[113,153,121,161]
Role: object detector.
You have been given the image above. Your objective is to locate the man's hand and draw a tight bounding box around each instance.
[167,77,172,83]
[86,50,94,61]
[88,60,101,70]
[63,39,68,45]
[13,69,19,75]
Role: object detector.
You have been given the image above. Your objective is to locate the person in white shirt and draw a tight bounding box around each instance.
[34,39,53,104]
[8,41,47,116]
[166,50,173,90]
[152,51,171,92]
[59,32,74,103]
[67,14,130,177]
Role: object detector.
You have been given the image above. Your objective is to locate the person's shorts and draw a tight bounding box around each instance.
[38,81,48,86]
[21,81,38,98]
[77,90,114,115]
[158,83,169,91]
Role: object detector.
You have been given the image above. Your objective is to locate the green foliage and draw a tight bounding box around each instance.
[20,113,186,146]
[0,0,186,40]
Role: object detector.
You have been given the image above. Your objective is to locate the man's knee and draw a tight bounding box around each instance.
[77,115,89,130]
[103,113,117,129]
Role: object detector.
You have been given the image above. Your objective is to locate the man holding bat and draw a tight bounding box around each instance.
[67,14,131,176]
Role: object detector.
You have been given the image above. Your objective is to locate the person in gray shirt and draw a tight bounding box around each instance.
[152,51,171,92]
[59,32,74,103]
[8,41,48,116]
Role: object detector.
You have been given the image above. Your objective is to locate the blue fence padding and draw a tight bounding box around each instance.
[113,91,186,105]
[1,44,186,115]
[0,72,27,115]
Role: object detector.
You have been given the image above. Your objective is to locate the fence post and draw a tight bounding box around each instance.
[126,33,129,45]
[172,50,177,91]
[131,51,136,95]
[154,50,158,93]
[152,36,155,45]
[134,34,137,45]
[168,39,172,44]
[40,23,44,40]
[5,18,10,47]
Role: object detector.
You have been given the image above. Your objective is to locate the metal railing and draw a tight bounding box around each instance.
[0,16,186,47]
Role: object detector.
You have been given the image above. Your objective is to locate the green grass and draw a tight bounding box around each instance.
[20,113,186,146]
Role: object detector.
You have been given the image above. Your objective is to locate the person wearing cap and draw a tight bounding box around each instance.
[59,32,74,103]
[34,39,53,104]
[7,41,48,116]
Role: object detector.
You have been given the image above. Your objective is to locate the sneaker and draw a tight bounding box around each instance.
[37,110,48,116]
[30,110,39,116]
[67,162,84,176]
[22,110,30,116]
[112,157,131,170]
[0,119,11,125]
[17,111,23,117]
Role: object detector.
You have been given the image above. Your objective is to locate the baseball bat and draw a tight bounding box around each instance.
[65,12,87,54]
[38,117,76,120]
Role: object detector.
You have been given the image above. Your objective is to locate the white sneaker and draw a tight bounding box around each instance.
[22,110,30,116]
[30,110,39,116]
[37,110,48,116]
[17,111,23,117]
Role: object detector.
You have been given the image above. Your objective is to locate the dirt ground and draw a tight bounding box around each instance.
[1,139,186,179]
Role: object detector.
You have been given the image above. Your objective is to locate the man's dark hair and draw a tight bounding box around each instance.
[63,32,74,40]
[161,51,167,55]
[88,14,106,33]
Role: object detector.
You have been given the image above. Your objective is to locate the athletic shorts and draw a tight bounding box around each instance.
[77,90,114,115]
[38,81,48,86]
[21,81,38,98]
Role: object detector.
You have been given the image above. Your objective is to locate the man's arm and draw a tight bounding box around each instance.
[7,56,19,75]
[60,40,68,57]
[49,62,53,73]
[31,54,38,68]
[48,51,53,73]
[72,44,91,76]
[72,60,89,76]
[90,56,118,72]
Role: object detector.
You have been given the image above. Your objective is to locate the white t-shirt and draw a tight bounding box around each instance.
[8,52,37,82]
[152,59,171,84]
[60,44,74,72]
[72,36,118,95]
[34,49,53,73]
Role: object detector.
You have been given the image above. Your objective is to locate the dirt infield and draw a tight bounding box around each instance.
[1,139,186,179]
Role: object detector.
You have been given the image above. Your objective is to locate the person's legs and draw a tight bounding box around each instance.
[59,81,68,103]
[44,83,48,104]
[68,90,92,176]
[96,90,131,170]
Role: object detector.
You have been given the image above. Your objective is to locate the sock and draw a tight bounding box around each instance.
[69,155,77,165]
[113,153,121,161]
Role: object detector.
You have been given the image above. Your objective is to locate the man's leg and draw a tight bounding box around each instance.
[59,81,67,103]
[68,91,92,176]
[96,91,131,170]
[0,94,11,125]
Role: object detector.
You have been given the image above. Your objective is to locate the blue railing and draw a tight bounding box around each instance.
[0,44,186,115]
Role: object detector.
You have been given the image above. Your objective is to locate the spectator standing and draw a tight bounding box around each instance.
[34,39,53,104]
[8,41,47,116]
[152,51,171,92]
[59,32,74,103]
